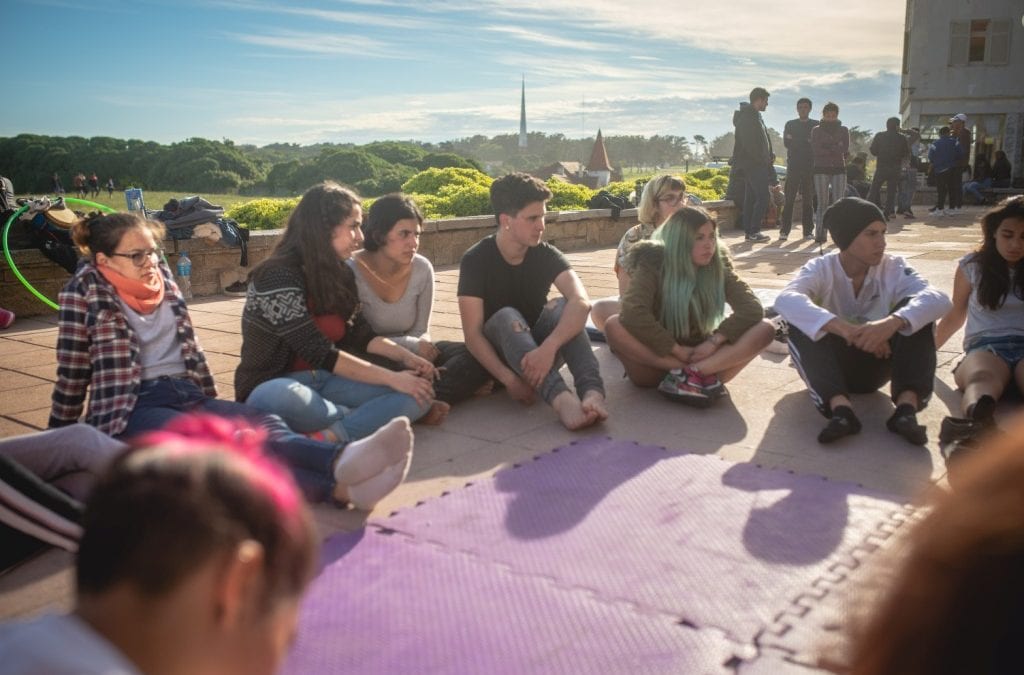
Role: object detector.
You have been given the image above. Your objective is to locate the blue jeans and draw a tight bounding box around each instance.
[964,178,992,204]
[897,168,917,213]
[483,297,604,404]
[121,376,339,502]
[741,164,772,237]
[244,368,429,442]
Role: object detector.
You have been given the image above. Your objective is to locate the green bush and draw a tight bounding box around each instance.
[545,179,593,211]
[439,182,492,217]
[225,197,299,230]
[709,175,729,192]
[687,168,718,181]
[408,193,446,220]
[402,167,491,195]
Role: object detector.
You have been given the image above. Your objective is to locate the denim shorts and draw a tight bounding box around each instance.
[964,335,1024,369]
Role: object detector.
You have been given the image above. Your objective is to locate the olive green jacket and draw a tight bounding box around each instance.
[620,241,764,356]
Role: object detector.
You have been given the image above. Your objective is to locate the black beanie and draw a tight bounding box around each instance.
[824,197,885,250]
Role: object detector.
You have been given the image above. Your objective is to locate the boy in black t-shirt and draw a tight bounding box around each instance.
[458,173,608,430]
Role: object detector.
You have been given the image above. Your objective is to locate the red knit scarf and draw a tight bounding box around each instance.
[98,265,165,315]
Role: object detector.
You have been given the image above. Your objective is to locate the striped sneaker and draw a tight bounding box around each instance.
[683,367,727,399]
[658,369,711,407]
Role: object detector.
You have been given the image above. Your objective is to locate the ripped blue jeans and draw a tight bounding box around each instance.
[483,297,605,404]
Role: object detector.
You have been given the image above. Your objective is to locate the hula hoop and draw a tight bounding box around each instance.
[2,198,117,311]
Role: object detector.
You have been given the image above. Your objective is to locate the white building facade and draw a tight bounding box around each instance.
[900,0,1023,183]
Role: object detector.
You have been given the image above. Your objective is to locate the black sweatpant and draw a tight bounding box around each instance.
[948,166,965,209]
[935,170,958,210]
[787,321,936,418]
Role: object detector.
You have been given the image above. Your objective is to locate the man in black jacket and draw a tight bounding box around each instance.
[868,117,909,218]
[780,98,817,240]
[731,87,773,243]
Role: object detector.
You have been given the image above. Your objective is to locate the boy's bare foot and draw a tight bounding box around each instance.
[551,391,601,431]
[333,417,412,486]
[581,390,609,422]
[419,400,451,426]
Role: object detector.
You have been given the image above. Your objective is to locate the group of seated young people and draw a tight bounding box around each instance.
[0,170,1021,673]
[6,169,1018,512]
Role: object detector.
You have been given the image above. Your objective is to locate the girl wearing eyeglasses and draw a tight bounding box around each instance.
[49,212,415,510]
[590,174,690,332]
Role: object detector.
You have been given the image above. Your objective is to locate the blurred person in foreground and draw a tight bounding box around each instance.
[847,412,1024,675]
[0,414,319,675]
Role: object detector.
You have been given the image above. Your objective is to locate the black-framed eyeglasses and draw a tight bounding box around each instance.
[110,248,162,267]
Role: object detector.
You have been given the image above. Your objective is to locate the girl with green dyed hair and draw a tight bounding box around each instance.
[604,206,775,406]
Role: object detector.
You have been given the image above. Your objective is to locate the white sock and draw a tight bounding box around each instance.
[333,417,412,486]
[346,452,413,511]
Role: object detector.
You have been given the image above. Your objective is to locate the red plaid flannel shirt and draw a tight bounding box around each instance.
[48,262,217,436]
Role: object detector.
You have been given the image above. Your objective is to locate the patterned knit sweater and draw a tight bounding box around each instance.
[234,262,376,402]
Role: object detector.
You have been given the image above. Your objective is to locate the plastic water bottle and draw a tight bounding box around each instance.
[176,251,193,300]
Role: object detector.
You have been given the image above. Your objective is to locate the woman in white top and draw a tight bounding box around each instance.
[590,174,691,331]
[351,194,491,423]
[935,197,1024,457]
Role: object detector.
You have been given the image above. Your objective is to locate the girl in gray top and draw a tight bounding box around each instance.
[352,194,491,420]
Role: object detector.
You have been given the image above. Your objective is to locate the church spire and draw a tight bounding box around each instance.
[518,76,528,149]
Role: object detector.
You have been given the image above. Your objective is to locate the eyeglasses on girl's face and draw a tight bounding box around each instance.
[110,248,162,267]
[658,192,685,206]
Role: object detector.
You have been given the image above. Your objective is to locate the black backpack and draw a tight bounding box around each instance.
[588,190,631,218]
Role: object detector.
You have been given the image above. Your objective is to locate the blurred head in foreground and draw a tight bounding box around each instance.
[76,414,318,675]
[850,413,1024,674]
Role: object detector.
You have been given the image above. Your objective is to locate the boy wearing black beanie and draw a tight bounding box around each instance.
[775,197,952,445]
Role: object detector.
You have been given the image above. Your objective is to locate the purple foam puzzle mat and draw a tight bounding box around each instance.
[283,437,917,673]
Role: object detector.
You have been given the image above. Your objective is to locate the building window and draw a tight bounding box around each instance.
[969,20,988,62]
[949,18,1011,66]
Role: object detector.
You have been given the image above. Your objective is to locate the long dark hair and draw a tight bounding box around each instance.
[253,182,361,316]
[973,196,1024,310]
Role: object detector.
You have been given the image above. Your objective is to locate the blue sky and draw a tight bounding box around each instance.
[4,0,905,147]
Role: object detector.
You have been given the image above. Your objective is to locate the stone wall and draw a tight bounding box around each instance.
[2,201,736,317]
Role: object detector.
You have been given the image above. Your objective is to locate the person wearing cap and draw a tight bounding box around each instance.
[775,197,951,445]
[949,114,972,211]
[731,87,774,243]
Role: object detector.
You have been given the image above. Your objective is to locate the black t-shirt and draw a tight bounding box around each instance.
[458,234,570,325]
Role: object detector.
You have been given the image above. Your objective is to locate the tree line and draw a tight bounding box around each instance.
[0,126,877,198]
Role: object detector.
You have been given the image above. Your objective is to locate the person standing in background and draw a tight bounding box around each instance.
[949,113,972,211]
[868,117,909,219]
[898,128,922,218]
[731,87,774,243]
[780,97,818,241]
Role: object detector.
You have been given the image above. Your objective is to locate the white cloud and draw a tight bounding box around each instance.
[227,29,403,58]
[428,0,903,71]
[481,25,606,51]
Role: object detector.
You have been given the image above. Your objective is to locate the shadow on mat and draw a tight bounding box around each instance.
[316,527,367,570]
[495,438,664,540]
[722,390,929,565]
